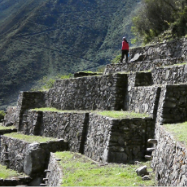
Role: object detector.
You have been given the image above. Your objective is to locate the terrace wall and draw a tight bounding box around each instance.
[84,113,154,163]
[104,58,183,75]
[0,136,67,177]
[152,125,187,186]
[156,85,187,124]
[24,111,88,153]
[125,86,161,118]
[130,38,187,61]
[45,153,63,186]
[46,74,127,111]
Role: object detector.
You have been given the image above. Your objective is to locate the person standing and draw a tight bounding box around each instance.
[120,37,129,63]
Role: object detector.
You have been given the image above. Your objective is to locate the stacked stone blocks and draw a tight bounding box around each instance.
[3,38,187,185]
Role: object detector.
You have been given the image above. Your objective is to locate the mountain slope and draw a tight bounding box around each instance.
[0,0,140,109]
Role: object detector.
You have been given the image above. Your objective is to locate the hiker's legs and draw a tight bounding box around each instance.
[121,50,125,63]
[125,51,129,63]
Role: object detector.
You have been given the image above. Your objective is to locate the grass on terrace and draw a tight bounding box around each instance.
[4,133,57,143]
[95,111,149,119]
[164,122,187,145]
[55,151,155,186]
[31,108,87,113]
[0,164,25,179]
[0,125,16,130]
[32,108,149,119]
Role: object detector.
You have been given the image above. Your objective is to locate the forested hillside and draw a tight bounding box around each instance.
[0,0,140,110]
[132,0,187,43]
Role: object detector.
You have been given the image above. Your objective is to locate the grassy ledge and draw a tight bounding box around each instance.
[4,133,57,143]
[31,108,88,113]
[162,62,187,68]
[55,151,155,186]
[0,125,16,130]
[164,122,187,145]
[0,164,26,179]
[31,108,150,119]
[94,111,150,119]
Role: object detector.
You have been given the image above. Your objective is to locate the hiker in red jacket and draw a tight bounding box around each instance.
[120,37,129,63]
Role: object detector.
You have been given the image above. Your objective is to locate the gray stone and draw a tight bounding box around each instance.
[130,53,145,62]
[136,166,149,176]
[142,175,151,180]
[148,139,157,144]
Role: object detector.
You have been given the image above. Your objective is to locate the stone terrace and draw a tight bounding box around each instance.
[2,38,187,186]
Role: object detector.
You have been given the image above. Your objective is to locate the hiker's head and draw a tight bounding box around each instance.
[123,37,126,41]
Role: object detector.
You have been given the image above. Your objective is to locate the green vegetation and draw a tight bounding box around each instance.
[31,108,88,113]
[96,66,106,73]
[164,122,187,145]
[4,133,57,143]
[95,111,150,119]
[55,151,155,186]
[0,164,24,179]
[31,74,73,91]
[132,0,187,44]
[0,110,5,120]
[166,62,187,67]
[111,54,121,64]
[0,0,141,110]
[0,125,16,130]
[32,108,150,119]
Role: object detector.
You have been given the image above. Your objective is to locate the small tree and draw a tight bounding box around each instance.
[132,0,187,43]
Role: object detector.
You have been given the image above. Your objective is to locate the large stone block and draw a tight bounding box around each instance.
[84,113,154,163]
[0,135,68,177]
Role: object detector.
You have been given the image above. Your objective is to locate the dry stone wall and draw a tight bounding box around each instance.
[156,85,187,124]
[21,111,155,164]
[16,91,47,131]
[125,86,161,118]
[0,136,68,177]
[152,64,187,85]
[104,58,183,75]
[46,74,127,110]
[84,113,154,163]
[3,106,17,127]
[45,153,63,186]
[130,38,187,61]
[152,125,187,186]
[24,111,88,153]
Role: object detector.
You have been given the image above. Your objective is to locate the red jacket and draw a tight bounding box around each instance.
[122,41,129,50]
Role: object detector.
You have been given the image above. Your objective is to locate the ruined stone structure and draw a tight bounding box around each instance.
[2,38,187,186]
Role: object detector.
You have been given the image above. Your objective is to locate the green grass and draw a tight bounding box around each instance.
[31,108,150,119]
[163,62,187,68]
[94,111,150,119]
[164,122,187,145]
[31,108,88,113]
[0,164,25,179]
[4,133,57,143]
[0,110,5,120]
[55,152,155,186]
[0,125,16,130]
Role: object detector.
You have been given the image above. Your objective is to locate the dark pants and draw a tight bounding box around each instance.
[121,50,129,63]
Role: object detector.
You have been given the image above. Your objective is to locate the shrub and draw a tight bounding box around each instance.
[132,0,187,44]
[111,54,121,64]
[0,110,5,121]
